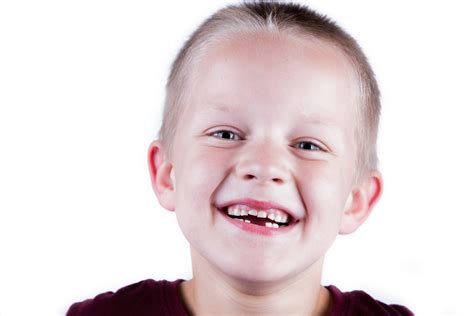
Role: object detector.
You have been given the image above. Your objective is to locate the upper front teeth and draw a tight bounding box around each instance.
[227,205,290,224]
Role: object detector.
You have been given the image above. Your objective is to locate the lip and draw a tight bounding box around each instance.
[215,198,300,236]
[216,198,299,220]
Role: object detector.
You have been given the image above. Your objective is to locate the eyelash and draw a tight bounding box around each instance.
[293,141,326,152]
[210,130,241,140]
[210,129,327,152]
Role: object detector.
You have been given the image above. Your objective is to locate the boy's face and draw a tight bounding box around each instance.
[152,33,380,284]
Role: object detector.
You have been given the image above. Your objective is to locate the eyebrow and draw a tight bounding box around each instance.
[202,102,339,127]
[205,102,234,113]
[297,110,339,127]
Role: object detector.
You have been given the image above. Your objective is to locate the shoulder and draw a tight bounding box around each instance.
[326,285,414,316]
[67,279,188,316]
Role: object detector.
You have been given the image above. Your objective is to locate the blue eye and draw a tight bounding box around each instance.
[211,130,240,140]
[295,141,324,151]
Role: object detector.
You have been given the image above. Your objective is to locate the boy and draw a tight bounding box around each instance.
[68,2,413,315]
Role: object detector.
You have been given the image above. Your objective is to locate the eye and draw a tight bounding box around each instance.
[294,141,326,152]
[211,130,241,141]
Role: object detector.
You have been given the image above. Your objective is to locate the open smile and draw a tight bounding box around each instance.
[216,199,300,235]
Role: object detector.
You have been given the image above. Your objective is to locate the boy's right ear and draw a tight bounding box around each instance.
[147,140,175,212]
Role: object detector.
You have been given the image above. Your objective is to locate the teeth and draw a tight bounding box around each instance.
[236,218,244,222]
[225,204,291,224]
[244,219,250,223]
[265,222,280,228]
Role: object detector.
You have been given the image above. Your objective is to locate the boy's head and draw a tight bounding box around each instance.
[149,2,382,284]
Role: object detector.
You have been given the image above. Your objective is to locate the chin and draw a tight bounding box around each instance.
[216,252,296,284]
[217,248,325,288]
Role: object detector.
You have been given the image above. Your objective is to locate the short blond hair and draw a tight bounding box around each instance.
[158,1,380,179]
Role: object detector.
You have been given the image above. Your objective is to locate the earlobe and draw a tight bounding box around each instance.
[339,171,383,234]
[147,140,176,212]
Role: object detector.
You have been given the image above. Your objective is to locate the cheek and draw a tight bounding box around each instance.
[172,145,232,246]
[174,144,232,207]
[298,161,349,226]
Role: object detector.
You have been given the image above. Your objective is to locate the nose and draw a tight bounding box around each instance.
[234,143,290,185]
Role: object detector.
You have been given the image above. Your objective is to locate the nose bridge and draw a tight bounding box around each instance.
[234,136,289,184]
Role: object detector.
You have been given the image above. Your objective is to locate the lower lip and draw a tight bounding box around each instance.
[218,208,295,236]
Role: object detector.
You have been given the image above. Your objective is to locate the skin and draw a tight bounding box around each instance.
[148,32,382,315]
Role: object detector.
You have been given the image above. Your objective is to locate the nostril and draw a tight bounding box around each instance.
[272,178,284,184]
[242,174,284,184]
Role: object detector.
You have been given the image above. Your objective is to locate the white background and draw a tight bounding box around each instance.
[1,1,473,315]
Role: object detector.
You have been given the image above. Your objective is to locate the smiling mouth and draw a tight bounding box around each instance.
[220,204,297,228]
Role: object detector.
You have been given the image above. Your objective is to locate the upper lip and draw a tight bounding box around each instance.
[216,198,299,221]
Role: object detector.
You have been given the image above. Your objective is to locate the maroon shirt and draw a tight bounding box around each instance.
[67,279,413,315]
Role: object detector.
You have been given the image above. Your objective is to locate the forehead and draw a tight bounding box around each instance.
[186,32,359,121]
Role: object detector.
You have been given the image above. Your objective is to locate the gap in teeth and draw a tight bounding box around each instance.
[226,204,290,224]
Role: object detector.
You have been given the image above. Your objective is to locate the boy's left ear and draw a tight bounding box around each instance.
[339,170,383,234]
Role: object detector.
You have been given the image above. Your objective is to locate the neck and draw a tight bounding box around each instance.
[180,249,332,315]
